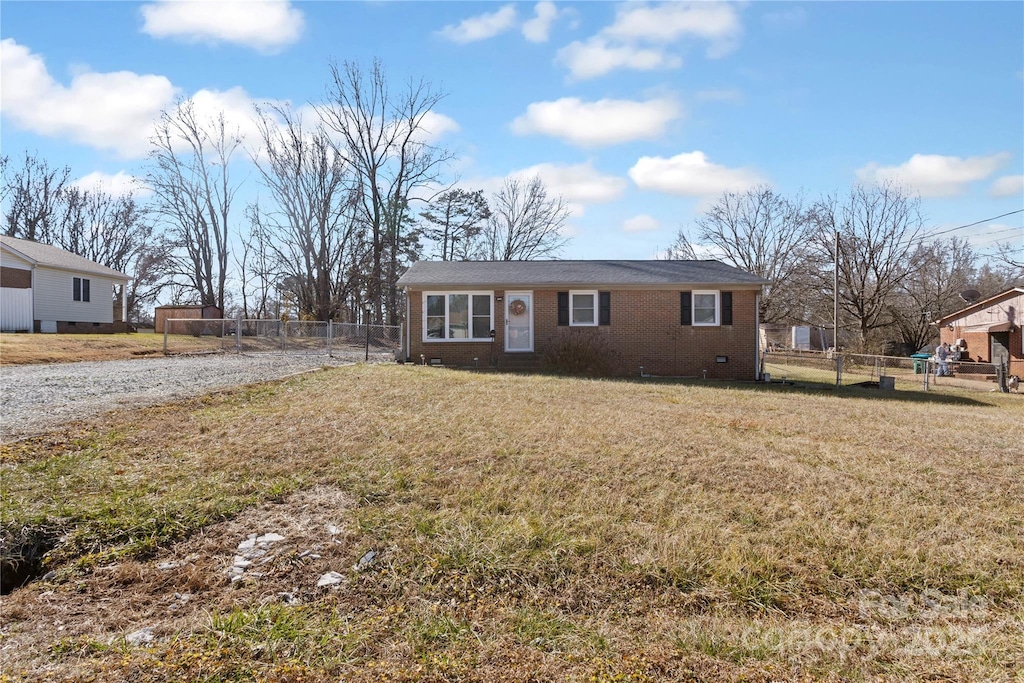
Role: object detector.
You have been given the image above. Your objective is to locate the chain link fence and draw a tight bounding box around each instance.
[162,318,401,358]
[762,350,1004,393]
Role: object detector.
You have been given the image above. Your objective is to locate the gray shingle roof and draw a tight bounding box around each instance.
[397,260,767,288]
[0,235,131,280]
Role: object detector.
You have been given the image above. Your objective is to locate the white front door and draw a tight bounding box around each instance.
[505,292,533,352]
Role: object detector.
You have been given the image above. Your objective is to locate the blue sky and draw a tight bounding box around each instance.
[2,1,1022,263]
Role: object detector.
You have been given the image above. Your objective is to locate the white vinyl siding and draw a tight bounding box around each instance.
[0,288,32,331]
[33,267,116,324]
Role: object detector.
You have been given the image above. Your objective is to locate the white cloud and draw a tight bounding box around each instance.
[855,153,1011,198]
[990,174,1024,198]
[511,97,680,147]
[604,2,741,54]
[556,37,681,80]
[511,161,627,205]
[72,171,151,198]
[465,161,626,218]
[556,3,742,79]
[0,39,290,161]
[414,111,461,143]
[522,1,560,43]
[629,151,766,196]
[0,39,178,158]
[140,0,304,53]
[437,5,517,44]
[623,214,661,233]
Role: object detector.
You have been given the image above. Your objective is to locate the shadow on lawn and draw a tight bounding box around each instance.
[626,375,998,407]
[444,366,1002,407]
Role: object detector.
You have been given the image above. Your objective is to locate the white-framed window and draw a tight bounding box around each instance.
[692,290,719,326]
[73,277,90,302]
[423,291,493,341]
[570,290,598,326]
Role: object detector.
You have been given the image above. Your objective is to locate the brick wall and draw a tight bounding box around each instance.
[406,287,760,380]
[1,266,31,288]
[940,325,1024,377]
[33,320,133,334]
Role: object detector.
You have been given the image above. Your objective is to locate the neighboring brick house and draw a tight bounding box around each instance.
[0,235,131,333]
[937,287,1023,377]
[396,260,768,380]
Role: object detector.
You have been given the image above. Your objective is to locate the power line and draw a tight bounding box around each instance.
[899,209,1024,249]
[927,208,1022,237]
[970,226,1024,246]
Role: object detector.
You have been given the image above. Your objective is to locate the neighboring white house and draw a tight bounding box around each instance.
[0,235,131,333]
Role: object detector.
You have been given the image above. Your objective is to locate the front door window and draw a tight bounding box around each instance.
[505,292,533,352]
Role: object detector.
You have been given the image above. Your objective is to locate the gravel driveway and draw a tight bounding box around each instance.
[0,351,386,440]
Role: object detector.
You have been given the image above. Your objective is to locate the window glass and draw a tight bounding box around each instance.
[471,295,491,338]
[448,294,469,338]
[424,292,492,340]
[427,295,445,317]
[426,295,445,338]
[571,293,595,325]
[694,293,717,325]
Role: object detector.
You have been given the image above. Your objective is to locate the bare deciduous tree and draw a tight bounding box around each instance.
[484,176,570,261]
[810,182,924,348]
[2,151,71,241]
[671,186,817,323]
[420,188,490,261]
[317,59,453,325]
[54,186,165,322]
[147,101,241,313]
[249,105,364,321]
[888,237,976,352]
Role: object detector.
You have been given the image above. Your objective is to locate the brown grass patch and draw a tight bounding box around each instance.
[1,365,1021,681]
[0,333,169,365]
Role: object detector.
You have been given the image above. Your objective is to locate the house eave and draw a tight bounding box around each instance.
[933,287,1024,326]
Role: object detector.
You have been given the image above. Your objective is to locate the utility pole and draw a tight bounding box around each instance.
[834,229,840,387]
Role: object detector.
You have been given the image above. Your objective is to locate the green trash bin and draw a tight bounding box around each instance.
[910,353,931,374]
[913,360,923,374]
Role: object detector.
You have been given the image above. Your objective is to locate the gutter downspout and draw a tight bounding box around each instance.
[405,287,411,362]
[755,291,761,380]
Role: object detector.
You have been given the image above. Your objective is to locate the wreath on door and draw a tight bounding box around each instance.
[509,299,527,316]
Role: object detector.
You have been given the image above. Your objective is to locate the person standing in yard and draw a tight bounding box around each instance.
[935,342,950,377]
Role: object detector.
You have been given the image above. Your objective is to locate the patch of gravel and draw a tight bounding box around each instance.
[0,351,389,440]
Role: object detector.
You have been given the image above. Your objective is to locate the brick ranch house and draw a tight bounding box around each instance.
[0,235,131,333]
[937,286,1023,377]
[396,260,768,379]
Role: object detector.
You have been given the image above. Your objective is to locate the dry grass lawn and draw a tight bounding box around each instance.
[0,332,169,365]
[1,365,1021,682]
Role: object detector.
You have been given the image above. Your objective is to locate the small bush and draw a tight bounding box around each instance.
[541,330,619,376]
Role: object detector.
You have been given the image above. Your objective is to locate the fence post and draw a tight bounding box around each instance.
[365,318,371,362]
[163,322,168,355]
[835,354,842,387]
[235,315,242,353]
[327,319,333,358]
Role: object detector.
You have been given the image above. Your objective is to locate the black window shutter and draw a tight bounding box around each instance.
[557,291,569,326]
[599,291,611,326]
[680,291,691,326]
[82,278,90,302]
[721,291,732,325]
[73,277,81,301]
